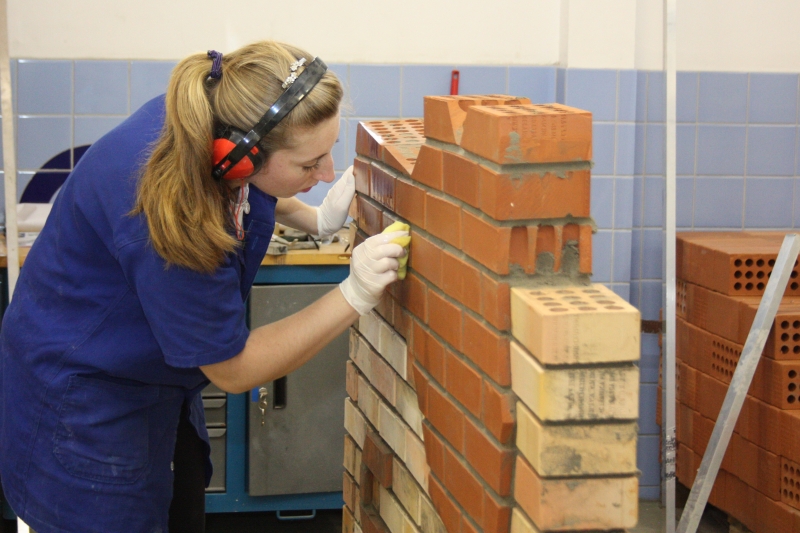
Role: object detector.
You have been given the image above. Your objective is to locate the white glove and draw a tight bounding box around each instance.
[340,231,408,315]
[316,165,355,237]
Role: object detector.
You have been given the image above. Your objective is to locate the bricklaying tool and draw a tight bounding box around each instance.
[382,221,410,279]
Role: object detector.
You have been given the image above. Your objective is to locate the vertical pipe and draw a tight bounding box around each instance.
[663,0,678,532]
[0,0,18,299]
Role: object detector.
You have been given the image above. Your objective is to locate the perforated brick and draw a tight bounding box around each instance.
[782,457,800,511]
[356,119,425,176]
[423,94,531,145]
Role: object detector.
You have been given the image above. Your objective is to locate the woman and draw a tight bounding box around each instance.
[0,41,405,533]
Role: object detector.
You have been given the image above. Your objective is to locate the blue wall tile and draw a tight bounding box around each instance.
[130,61,176,113]
[556,68,566,104]
[327,63,349,89]
[614,177,634,229]
[746,125,796,176]
[454,66,507,96]
[698,72,748,123]
[642,228,664,279]
[18,60,72,114]
[508,66,556,104]
[639,280,663,320]
[677,177,694,228]
[616,123,636,176]
[748,73,799,124]
[639,385,660,434]
[632,176,644,227]
[17,116,71,170]
[640,334,661,383]
[696,125,747,175]
[349,65,401,117]
[643,176,664,227]
[629,279,640,309]
[694,177,744,228]
[744,177,794,228]
[638,435,661,486]
[647,71,665,123]
[677,72,698,123]
[565,69,617,121]
[593,123,615,175]
[640,485,661,501]
[613,230,632,283]
[645,124,665,175]
[676,125,696,175]
[74,116,125,146]
[74,61,129,115]
[591,176,614,229]
[592,230,613,283]
[617,70,637,122]
[631,228,642,280]
[634,124,646,175]
[401,65,452,117]
[636,71,648,122]
[610,283,631,302]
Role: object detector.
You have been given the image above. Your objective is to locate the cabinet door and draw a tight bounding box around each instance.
[247,284,348,496]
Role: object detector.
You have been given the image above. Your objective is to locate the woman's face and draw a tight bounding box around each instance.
[247,113,340,198]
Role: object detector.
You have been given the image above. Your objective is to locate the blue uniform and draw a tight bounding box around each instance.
[0,96,277,532]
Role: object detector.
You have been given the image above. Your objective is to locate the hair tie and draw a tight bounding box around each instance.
[207,50,223,80]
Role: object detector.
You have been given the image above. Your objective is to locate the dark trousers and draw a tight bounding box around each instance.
[168,405,206,533]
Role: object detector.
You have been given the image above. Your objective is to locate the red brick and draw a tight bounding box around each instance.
[461,517,480,533]
[482,381,515,445]
[395,271,428,323]
[479,166,591,221]
[429,474,462,533]
[422,422,446,480]
[357,195,383,237]
[356,121,382,160]
[370,163,396,211]
[481,274,511,332]
[460,103,592,165]
[509,226,538,274]
[360,463,375,505]
[363,429,393,489]
[444,447,484,525]
[442,150,480,208]
[445,351,483,417]
[395,179,427,229]
[426,194,462,248]
[464,418,513,497]
[353,157,371,196]
[409,233,443,286]
[462,314,511,386]
[461,210,512,275]
[441,251,482,314]
[410,144,443,190]
[346,360,359,401]
[428,291,463,350]
[356,119,425,176]
[423,95,531,145]
[360,503,391,533]
[579,224,593,274]
[428,384,466,452]
[414,322,446,386]
[482,489,512,533]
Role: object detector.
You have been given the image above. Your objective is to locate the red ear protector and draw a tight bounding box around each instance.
[211,57,328,181]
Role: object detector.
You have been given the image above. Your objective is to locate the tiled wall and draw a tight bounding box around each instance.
[5,59,800,501]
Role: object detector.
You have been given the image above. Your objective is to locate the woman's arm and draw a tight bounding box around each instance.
[274,197,318,234]
[200,287,359,393]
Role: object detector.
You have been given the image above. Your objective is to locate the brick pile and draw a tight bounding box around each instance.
[343,94,641,533]
[669,231,800,533]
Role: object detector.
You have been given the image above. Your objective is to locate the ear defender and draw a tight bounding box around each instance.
[210,56,328,181]
[212,127,265,180]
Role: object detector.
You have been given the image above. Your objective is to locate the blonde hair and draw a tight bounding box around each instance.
[132,41,343,273]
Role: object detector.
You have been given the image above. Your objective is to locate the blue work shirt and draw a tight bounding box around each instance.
[0,96,277,532]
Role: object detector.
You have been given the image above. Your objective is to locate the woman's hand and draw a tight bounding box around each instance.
[339,230,408,315]
[316,165,355,237]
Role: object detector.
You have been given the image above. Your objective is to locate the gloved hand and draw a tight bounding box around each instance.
[316,165,355,238]
[340,230,408,315]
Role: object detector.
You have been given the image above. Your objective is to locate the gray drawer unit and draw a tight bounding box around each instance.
[247,284,349,496]
[203,382,226,398]
[207,427,227,492]
[203,397,227,426]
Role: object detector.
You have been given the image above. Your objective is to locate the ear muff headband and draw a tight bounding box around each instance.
[212,56,328,180]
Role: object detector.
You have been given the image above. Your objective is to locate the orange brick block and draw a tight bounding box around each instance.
[445,351,482,417]
[461,211,512,275]
[370,163,396,211]
[428,384,466,452]
[428,291,463,350]
[462,313,511,387]
[460,103,592,165]
[409,233,443,286]
[356,119,425,176]
[411,144,444,190]
[442,150,481,208]
[481,274,511,332]
[395,179,426,229]
[481,381,515,445]
[441,251,482,315]
[363,429,393,489]
[423,95,531,145]
[444,447,485,525]
[354,157,371,196]
[426,194,462,248]
[464,418,513,497]
[429,474,462,533]
[357,195,383,237]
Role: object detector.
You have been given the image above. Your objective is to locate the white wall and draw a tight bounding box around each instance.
[8,0,800,71]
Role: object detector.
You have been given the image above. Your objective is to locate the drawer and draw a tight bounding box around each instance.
[206,427,227,493]
[203,397,227,426]
[202,382,226,398]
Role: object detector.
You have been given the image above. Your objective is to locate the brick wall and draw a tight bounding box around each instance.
[343,95,641,533]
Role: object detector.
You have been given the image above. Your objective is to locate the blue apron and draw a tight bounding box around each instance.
[0,96,276,533]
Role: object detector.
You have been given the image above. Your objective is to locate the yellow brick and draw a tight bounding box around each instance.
[510,342,639,421]
[379,486,404,533]
[344,435,357,476]
[510,508,541,533]
[368,337,398,405]
[379,318,409,380]
[510,284,640,364]
[343,505,356,533]
[358,375,381,427]
[405,429,429,493]
[344,398,367,448]
[351,331,373,380]
[379,401,407,462]
[354,443,363,482]
[419,494,448,533]
[395,377,423,437]
[343,471,357,512]
[360,311,381,350]
[392,458,422,524]
[516,401,638,476]
[402,514,420,533]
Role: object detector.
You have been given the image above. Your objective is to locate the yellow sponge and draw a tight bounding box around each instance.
[382,221,411,280]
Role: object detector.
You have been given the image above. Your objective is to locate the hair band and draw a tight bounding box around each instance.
[207,50,223,80]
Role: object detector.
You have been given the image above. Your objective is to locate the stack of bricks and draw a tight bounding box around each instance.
[668,231,800,532]
[343,94,641,533]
